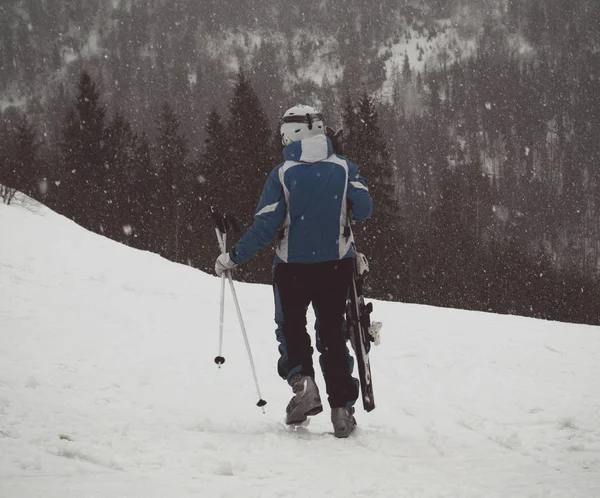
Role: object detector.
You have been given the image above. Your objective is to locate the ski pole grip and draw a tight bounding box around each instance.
[210,207,240,235]
[210,207,227,234]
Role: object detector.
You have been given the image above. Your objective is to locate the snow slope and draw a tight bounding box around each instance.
[1,196,599,498]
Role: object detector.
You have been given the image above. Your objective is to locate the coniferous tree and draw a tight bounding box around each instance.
[350,93,395,205]
[227,71,273,211]
[104,111,138,243]
[341,93,359,157]
[59,71,106,232]
[21,117,41,196]
[155,102,189,262]
[201,109,229,209]
[252,41,285,124]
[344,92,400,298]
[225,71,274,282]
[526,0,548,45]
[195,109,231,271]
[0,116,17,204]
[402,53,412,80]
[130,134,160,252]
[1,115,39,198]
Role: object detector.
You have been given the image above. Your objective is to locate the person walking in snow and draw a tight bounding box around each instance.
[215,104,372,438]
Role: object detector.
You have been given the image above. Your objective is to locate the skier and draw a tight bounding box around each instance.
[215,104,372,437]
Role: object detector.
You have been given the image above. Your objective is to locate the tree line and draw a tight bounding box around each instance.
[0,71,281,280]
[2,1,600,325]
[372,19,600,324]
[2,59,600,326]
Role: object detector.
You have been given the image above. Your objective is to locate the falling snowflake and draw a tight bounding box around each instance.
[38,179,49,195]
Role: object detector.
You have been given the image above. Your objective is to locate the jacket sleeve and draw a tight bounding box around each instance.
[346,160,373,222]
[231,168,286,264]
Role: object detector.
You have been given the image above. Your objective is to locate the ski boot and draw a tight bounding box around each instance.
[285,374,323,425]
[331,407,356,438]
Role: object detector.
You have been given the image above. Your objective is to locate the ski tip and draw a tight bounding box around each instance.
[214,356,225,366]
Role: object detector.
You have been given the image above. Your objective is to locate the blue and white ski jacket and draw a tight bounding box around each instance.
[230,134,372,266]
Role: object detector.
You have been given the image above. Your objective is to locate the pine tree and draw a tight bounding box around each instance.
[104,111,138,243]
[195,109,230,272]
[155,102,189,262]
[3,115,39,198]
[343,92,400,298]
[402,53,412,80]
[526,0,548,45]
[226,72,272,221]
[341,93,358,159]
[251,41,285,124]
[59,71,106,232]
[201,109,229,208]
[130,134,160,252]
[225,71,275,282]
[0,117,16,204]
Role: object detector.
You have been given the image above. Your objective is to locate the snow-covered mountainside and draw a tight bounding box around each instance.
[1,0,486,132]
[1,195,599,497]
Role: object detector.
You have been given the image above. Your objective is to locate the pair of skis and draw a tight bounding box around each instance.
[345,251,382,413]
[326,125,382,412]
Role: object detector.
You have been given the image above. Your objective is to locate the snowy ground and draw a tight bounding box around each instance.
[1,196,599,498]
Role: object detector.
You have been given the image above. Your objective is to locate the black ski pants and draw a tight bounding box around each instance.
[273,258,359,408]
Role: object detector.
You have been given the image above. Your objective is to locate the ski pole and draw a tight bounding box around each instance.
[215,230,226,367]
[211,207,228,366]
[210,207,267,411]
[224,269,267,412]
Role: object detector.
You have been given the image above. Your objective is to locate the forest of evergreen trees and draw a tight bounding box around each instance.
[1,0,600,325]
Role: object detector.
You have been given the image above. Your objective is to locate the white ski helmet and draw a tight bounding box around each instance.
[280,104,325,146]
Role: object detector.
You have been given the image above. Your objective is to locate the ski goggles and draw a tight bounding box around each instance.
[280,112,324,130]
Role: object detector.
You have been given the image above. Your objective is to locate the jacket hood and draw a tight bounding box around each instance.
[282,134,333,163]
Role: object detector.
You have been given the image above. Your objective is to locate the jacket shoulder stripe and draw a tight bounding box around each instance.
[278,160,302,184]
[350,181,369,191]
[276,160,300,263]
[256,201,280,217]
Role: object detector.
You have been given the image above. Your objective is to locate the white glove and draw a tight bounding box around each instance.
[215,252,238,277]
